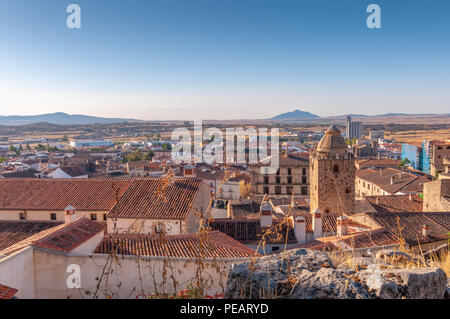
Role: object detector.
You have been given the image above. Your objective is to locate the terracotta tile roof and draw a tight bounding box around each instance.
[292,211,339,233]
[365,195,423,213]
[355,199,378,214]
[230,202,260,219]
[94,231,257,258]
[194,168,226,181]
[32,217,106,252]
[355,159,401,169]
[107,178,203,219]
[1,169,39,178]
[253,154,309,167]
[59,165,87,177]
[339,228,398,249]
[0,179,132,211]
[0,221,63,253]
[367,212,450,246]
[356,168,431,194]
[0,284,18,299]
[208,219,297,244]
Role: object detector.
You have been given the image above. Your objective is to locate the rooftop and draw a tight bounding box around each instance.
[94,230,256,259]
[107,178,203,219]
[364,194,423,213]
[208,219,297,244]
[32,217,106,252]
[356,167,431,194]
[0,179,132,211]
[317,125,347,155]
[0,220,63,253]
[0,284,18,299]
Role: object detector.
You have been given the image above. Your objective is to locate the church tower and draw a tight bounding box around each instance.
[310,125,355,215]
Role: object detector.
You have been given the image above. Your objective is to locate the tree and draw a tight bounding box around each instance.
[162,143,172,151]
[62,135,69,142]
[434,170,440,180]
[36,144,46,151]
[399,158,410,169]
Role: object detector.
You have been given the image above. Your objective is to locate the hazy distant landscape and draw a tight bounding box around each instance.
[1,110,450,126]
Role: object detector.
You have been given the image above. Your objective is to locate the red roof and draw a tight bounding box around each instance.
[0,284,18,299]
[0,179,132,211]
[365,194,423,213]
[95,231,257,258]
[0,221,62,252]
[33,217,106,252]
[107,179,203,219]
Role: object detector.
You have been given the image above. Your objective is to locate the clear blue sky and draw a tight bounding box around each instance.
[0,0,449,120]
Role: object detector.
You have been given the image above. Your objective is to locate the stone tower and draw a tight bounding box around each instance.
[310,125,355,215]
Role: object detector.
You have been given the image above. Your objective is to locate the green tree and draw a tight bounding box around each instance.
[399,158,410,169]
[147,150,155,159]
[162,143,172,151]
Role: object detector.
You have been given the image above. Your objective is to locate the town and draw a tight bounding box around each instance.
[0,114,449,299]
[1,0,449,305]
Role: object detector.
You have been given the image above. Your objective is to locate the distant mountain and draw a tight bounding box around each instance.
[0,112,141,125]
[270,109,320,120]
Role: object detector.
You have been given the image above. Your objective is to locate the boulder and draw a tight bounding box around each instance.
[358,267,447,299]
[225,248,448,299]
[225,249,370,299]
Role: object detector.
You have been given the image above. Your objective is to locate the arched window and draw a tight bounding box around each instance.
[333,164,339,173]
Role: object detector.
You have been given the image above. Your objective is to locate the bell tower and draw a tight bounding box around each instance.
[310,125,355,215]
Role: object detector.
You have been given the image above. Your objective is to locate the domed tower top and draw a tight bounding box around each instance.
[316,125,348,156]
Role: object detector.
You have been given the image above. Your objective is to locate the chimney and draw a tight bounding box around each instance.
[409,193,413,201]
[337,215,348,236]
[390,176,395,184]
[379,168,382,176]
[293,216,306,244]
[312,208,322,239]
[64,205,77,224]
[260,201,273,227]
[422,225,428,237]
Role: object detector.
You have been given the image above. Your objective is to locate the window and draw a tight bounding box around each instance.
[263,186,269,194]
[276,176,281,184]
[301,186,307,195]
[276,169,280,176]
[302,168,306,176]
[302,176,307,184]
[346,187,350,194]
[275,186,281,195]
[50,213,57,221]
[325,209,330,214]
[288,168,292,175]
[272,246,280,252]
[286,186,293,195]
[103,214,107,221]
[91,214,97,221]
[287,176,292,184]
[264,176,269,184]
[19,212,26,220]
[333,165,339,173]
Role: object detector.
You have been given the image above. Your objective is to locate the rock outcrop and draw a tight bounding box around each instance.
[225,249,448,299]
